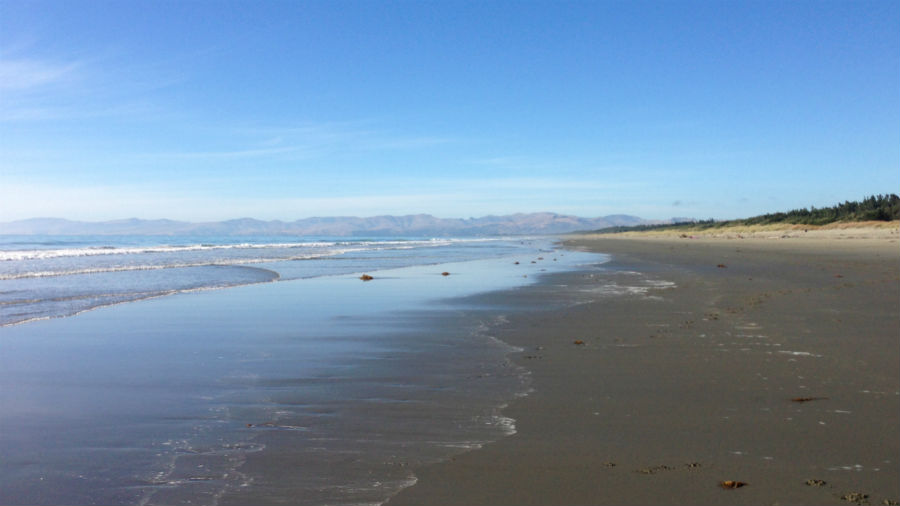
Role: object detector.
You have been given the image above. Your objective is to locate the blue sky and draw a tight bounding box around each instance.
[1,0,897,222]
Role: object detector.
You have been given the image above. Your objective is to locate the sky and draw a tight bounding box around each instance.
[1,0,897,222]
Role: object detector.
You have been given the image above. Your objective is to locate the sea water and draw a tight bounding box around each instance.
[0,235,530,326]
[0,235,605,505]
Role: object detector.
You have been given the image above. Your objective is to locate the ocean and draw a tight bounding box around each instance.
[0,235,543,327]
[0,234,606,505]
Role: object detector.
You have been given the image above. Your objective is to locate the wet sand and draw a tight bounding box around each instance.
[1,243,600,506]
[388,234,900,505]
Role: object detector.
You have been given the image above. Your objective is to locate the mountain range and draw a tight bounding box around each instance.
[0,213,670,236]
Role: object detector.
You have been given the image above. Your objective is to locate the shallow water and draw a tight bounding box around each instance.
[0,238,605,505]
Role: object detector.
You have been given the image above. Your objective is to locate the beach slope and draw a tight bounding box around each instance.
[388,232,899,505]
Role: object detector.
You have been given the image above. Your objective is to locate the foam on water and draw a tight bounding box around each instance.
[0,241,336,261]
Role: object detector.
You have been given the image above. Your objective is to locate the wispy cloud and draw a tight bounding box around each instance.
[140,146,308,161]
[466,155,646,177]
[121,122,449,165]
[0,51,183,123]
[359,135,454,150]
[0,100,162,122]
[0,59,81,91]
[468,155,559,171]
[453,177,643,192]
[236,122,457,154]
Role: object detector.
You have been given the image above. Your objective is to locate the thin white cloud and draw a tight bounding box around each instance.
[447,177,644,192]
[358,135,454,150]
[234,121,457,152]
[0,59,81,91]
[0,51,184,123]
[140,146,308,161]
[466,155,649,178]
[123,123,459,165]
[468,155,556,171]
[0,100,162,122]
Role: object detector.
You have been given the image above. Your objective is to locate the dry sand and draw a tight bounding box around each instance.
[387,231,899,505]
[611,220,900,241]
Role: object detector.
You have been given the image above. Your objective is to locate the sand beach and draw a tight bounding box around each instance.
[388,228,900,505]
[2,230,897,505]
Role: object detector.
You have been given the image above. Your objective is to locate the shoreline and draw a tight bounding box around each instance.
[386,234,900,505]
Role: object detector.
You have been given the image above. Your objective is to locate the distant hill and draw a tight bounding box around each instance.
[0,212,667,236]
[591,194,900,234]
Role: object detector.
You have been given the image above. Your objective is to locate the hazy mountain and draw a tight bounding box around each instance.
[0,213,664,236]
